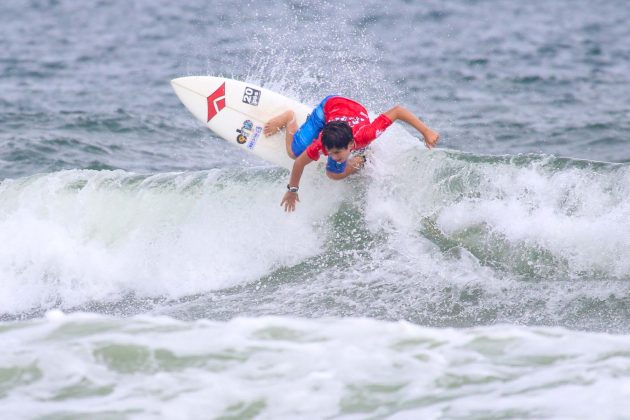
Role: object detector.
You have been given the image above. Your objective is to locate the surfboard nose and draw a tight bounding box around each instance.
[171,76,227,124]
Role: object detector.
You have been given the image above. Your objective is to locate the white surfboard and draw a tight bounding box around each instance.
[171,76,314,171]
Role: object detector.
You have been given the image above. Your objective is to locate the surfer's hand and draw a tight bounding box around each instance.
[423,130,440,149]
[281,192,300,212]
[349,155,366,172]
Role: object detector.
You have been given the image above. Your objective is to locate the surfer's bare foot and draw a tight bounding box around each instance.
[264,110,295,136]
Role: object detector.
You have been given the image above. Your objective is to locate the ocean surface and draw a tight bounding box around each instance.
[1,0,629,418]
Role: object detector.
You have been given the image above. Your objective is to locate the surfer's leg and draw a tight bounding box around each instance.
[285,116,298,159]
[289,97,330,159]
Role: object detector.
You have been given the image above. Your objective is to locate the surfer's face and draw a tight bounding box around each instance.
[327,145,353,163]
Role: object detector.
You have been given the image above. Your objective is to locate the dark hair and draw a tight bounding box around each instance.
[321,121,353,150]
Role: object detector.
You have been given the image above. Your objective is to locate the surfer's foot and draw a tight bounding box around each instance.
[264,110,295,136]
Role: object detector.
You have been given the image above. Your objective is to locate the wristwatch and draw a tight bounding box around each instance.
[287,184,299,193]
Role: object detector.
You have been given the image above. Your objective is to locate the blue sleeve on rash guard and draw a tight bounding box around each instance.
[326,156,347,174]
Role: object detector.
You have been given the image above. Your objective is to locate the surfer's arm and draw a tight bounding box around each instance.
[383,105,439,149]
[281,152,313,212]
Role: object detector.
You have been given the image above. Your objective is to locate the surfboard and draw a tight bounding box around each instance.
[171,76,313,171]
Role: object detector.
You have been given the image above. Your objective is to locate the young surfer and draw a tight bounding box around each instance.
[264,96,439,212]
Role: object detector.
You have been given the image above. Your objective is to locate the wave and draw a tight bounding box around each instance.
[1,128,629,324]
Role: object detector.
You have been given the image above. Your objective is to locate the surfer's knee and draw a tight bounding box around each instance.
[287,113,297,132]
[285,131,297,159]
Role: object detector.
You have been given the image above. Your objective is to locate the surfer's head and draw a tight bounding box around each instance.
[322,121,354,162]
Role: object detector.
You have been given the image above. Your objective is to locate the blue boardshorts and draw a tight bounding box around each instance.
[291,95,336,158]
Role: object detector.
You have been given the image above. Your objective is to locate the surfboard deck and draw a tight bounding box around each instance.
[171,76,314,171]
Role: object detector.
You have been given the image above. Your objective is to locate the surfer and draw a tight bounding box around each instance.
[264,96,439,211]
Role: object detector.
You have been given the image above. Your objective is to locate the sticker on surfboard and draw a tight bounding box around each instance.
[236,120,253,144]
[236,119,263,149]
[206,82,226,122]
[242,86,261,106]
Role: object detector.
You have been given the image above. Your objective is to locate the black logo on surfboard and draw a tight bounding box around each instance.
[242,87,261,106]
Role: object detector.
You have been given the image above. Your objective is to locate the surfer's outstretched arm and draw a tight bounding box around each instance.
[281,152,313,212]
[383,105,440,149]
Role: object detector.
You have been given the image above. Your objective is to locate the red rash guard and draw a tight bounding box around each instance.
[305,97,393,161]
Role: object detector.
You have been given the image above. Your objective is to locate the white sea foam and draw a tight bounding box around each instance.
[0,169,345,313]
[0,129,628,317]
[433,159,630,277]
[366,128,630,279]
[1,314,629,419]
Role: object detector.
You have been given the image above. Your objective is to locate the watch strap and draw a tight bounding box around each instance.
[287,184,299,193]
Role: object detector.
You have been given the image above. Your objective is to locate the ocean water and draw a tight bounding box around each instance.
[1,0,629,418]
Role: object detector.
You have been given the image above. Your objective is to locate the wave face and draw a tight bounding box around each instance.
[0,168,337,312]
[2,129,629,331]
